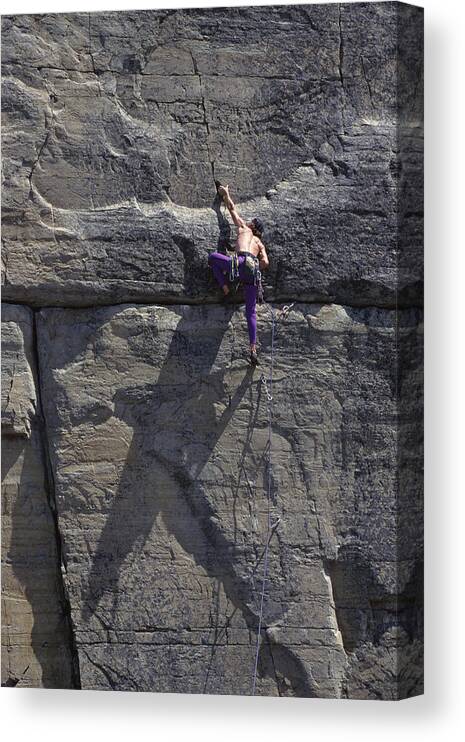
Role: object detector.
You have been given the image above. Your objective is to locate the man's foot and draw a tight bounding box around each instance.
[250,349,259,366]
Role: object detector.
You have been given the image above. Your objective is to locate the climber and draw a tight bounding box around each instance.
[208,182,269,366]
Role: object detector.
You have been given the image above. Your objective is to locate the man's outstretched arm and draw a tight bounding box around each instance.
[217,184,246,228]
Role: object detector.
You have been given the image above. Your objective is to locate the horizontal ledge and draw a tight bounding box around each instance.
[1,297,424,312]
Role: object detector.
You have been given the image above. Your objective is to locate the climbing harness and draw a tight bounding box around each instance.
[237,250,258,282]
[234,250,264,303]
[223,250,265,311]
[250,299,295,695]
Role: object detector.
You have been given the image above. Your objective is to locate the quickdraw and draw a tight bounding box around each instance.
[256,267,264,304]
[229,253,240,283]
[259,373,273,402]
[280,302,295,320]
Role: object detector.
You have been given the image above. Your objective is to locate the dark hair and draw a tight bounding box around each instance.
[250,217,264,237]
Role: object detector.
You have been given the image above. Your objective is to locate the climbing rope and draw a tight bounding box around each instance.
[251,304,275,695]
[251,300,294,695]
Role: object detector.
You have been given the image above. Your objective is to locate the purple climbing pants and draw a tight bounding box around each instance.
[208,251,258,345]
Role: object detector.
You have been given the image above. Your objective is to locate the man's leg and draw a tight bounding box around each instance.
[244,283,258,354]
[208,252,231,294]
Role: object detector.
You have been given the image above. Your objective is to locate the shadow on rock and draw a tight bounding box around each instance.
[80,307,256,623]
[78,304,317,695]
[2,435,74,688]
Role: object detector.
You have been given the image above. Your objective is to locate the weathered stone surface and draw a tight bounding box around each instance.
[1,2,423,698]
[36,302,423,697]
[1,305,37,437]
[1,304,75,688]
[1,3,423,308]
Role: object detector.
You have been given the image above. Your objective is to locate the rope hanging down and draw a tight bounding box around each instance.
[251,301,294,696]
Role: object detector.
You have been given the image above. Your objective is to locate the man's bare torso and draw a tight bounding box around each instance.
[235,225,262,257]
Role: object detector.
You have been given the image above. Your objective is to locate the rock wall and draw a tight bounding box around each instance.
[1,3,423,698]
[1,305,77,687]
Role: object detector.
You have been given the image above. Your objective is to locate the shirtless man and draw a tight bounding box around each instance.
[208,184,269,366]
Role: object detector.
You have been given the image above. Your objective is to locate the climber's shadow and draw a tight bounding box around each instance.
[3,438,73,687]
[213,193,232,252]
[77,302,318,695]
[81,307,258,634]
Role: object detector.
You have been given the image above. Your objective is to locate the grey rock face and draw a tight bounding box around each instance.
[1,305,75,688]
[1,3,423,698]
[1,305,37,437]
[1,3,422,308]
[35,302,423,697]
